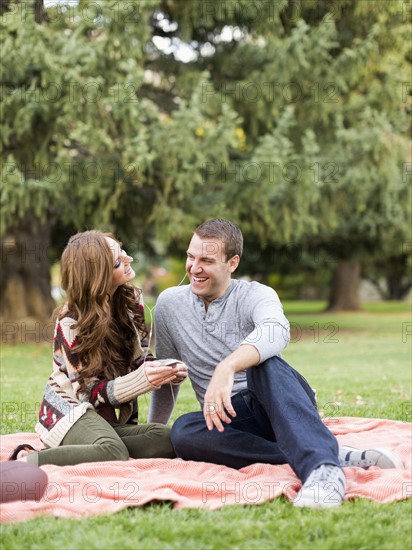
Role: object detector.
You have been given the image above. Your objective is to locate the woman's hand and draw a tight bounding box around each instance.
[144,359,188,387]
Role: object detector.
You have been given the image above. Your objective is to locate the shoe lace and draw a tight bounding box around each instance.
[308,464,336,484]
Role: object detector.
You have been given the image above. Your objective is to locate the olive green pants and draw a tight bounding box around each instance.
[28,409,175,466]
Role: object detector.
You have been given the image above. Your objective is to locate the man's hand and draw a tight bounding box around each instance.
[202,344,260,432]
[203,363,237,432]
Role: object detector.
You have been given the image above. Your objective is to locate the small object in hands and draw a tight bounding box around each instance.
[160,359,187,384]
[0,461,48,503]
[160,359,180,367]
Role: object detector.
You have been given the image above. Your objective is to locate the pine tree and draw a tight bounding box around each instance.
[0,0,240,320]
[1,0,410,322]
[152,0,411,310]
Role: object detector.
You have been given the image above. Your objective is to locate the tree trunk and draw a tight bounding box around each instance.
[0,216,55,323]
[385,256,412,300]
[326,260,362,312]
[386,276,406,300]
[0,1,10,16]
[365,254,411,300]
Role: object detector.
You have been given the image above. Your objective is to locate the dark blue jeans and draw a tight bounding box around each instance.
[171,356,339,483]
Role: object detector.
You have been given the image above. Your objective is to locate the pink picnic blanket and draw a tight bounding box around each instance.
[1,417,410,523]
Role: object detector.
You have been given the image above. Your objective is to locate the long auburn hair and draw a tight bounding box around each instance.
[55,230,148,393]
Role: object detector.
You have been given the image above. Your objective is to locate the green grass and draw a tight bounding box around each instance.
[1,301,411,550]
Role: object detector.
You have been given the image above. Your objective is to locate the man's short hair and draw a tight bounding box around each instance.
[194,219,243,260]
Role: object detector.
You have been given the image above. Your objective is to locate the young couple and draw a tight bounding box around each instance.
[13,220,402,508]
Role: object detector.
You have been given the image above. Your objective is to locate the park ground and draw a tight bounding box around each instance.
[0,301,411,550]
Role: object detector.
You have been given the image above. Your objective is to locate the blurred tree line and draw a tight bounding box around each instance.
[1,0,410,321]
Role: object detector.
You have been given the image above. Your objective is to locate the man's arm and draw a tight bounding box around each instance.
[148,383,180,424]
[204,283,290,432]
[241,284,290,361]
[148,292,181,424]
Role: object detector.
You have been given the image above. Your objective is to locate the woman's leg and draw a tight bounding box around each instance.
[113,423,175,459]
[27,409,129,466]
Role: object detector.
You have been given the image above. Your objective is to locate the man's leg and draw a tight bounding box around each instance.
[247,357,348,508]
[171,390,288,469]
[246,356,340,483]
[173,357,340,482]
[172,357,401,471]
[248,358,403,474]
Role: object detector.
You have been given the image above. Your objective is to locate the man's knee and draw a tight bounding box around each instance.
[258,355,288,372]
[171,413,192,442]
[247,356,281,385]
[171,413,202,454]
[248,355,316,407]
[248,355,299,385]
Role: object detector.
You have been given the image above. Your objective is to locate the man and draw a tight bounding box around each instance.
[149,219,402,508]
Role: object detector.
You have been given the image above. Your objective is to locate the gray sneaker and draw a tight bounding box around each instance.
[339,446,404,469]
[294,464,346,509]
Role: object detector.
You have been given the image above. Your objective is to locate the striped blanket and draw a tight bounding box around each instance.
[1,417,410,523]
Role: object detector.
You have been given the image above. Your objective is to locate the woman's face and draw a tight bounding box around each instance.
[105,237,135,293]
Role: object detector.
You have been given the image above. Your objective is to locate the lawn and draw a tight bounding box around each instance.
[1,301,411,550]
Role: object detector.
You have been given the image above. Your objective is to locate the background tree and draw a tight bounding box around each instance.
[151,0,410,311]
[1,0,410,323]
[0,0,240,320]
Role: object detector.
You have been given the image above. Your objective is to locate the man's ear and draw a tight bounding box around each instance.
[228,255,240,273]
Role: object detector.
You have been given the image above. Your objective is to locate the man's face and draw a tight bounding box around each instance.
[185,233,239,305]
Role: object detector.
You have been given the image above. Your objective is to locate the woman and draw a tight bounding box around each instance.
[12,230,187,466]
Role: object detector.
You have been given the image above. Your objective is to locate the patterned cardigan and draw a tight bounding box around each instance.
[35,310,157,448]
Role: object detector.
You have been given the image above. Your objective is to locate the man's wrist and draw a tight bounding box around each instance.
[216,360,236,375]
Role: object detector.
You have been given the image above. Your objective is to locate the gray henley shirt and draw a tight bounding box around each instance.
[148,279,290,423]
